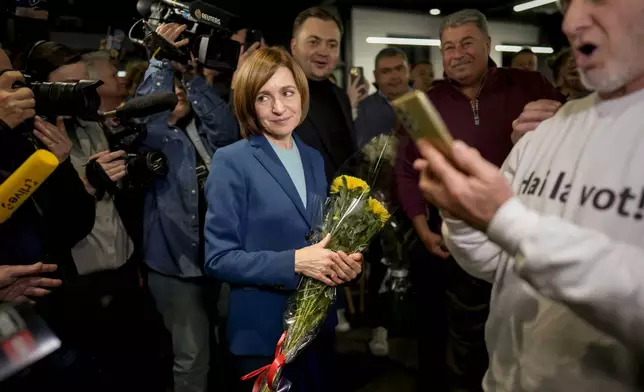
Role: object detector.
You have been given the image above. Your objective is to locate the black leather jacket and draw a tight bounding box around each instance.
[0,119,95,341]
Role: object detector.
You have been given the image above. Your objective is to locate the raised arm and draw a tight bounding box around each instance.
[487,197,644,349]
[440,139,523,283]
[417,128,644,350]
[183,75,239,153]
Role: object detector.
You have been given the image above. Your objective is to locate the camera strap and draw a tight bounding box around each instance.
[183,119,211,172]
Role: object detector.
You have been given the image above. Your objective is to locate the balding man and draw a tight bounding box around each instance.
[511,48,538,72]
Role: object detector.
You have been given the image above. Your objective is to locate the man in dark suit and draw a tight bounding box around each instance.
[287,6,356,388]
[289,6,356,181]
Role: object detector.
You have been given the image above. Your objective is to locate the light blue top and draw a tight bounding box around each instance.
[269,137,307,206]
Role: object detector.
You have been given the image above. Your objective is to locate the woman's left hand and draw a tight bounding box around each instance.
[33,116,72,162]
[329,251,363,282]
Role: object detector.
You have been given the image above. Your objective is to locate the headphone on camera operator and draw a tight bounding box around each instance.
[6,40,103,163]
[20,41,170,200]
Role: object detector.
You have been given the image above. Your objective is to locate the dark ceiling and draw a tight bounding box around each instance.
[332,0,560,22]
[47,0,559,31]
[335,0,513,15]
[8,0,565,49]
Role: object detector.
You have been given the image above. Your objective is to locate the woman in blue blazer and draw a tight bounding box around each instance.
[204,47,363,391]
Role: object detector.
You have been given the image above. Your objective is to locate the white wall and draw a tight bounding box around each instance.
[351,7,541,85]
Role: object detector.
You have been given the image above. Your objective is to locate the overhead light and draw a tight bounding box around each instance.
[366,37,441,46]
[513,0,557,12]
[117,70,127,77]
[495,45,554,54]
[429,8,441,15]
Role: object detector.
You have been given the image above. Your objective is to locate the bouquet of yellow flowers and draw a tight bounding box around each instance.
[243,135,398,392]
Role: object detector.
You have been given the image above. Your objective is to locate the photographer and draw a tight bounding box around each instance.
[0,51,98,391]
[136,22,239,392]
[21,41,158,391]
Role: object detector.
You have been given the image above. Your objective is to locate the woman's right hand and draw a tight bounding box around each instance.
[294,234,362,286]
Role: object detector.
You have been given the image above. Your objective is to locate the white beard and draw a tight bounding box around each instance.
[579,68,630,94]
[579,10,644,94]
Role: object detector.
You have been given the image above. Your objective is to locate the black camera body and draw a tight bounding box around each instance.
[86,118,169,196]
[136,0,241,72]
[13,75,103,121]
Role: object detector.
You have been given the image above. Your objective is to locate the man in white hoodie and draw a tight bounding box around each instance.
[412,0,644,391]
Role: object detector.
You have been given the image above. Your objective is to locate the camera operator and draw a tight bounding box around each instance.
[82,51,128,112]
[136,22,239,392]
[204,26,263,100]
[0,50,98,391]
[21,41,159,391]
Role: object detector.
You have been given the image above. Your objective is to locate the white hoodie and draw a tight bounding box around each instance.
[442,88,644,392]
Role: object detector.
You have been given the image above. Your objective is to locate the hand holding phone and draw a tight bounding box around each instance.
[244,29,263,52]
[350,66,364,84]
[392,90,453,155]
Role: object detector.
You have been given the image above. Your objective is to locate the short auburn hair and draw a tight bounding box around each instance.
[233,46,310,138]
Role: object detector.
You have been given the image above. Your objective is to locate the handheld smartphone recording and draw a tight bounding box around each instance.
[244,29,263,51]
[392,90,453,155]
[350,66,364,84]
[349,66,367,98]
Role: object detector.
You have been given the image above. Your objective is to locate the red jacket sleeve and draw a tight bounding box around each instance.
[395,135,426,220]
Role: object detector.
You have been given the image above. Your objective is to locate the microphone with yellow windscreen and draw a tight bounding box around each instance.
[0,150,59,224]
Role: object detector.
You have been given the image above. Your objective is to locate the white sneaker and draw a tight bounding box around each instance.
[335,309,351,333]
[368,327,389,357]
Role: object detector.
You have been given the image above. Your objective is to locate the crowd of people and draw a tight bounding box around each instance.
[0,0,643,391]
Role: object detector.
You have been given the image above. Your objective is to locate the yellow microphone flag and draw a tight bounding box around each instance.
[0,150,59,224]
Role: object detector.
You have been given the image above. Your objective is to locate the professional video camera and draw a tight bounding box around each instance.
[85,93,178,196]
[133,0,242,72]
[13,75,103,121]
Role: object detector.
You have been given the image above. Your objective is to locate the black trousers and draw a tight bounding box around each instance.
[410,243,449,391]
[234,331,337,392]
[410,241,491,392]
[2,260,165,392]
[73,260,166,392]
[366,240,388,328]
[444,261,490,392]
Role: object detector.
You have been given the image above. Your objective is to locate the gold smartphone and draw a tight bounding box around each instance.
[349,66,365,84]
[392,90,453,155]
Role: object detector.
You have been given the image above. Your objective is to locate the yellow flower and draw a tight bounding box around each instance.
[368,197,391,224]
[330,175,370,194]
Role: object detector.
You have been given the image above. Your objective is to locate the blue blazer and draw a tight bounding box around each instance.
[204,133,332,357]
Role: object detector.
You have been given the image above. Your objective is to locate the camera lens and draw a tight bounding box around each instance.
[30,80,103,121]
[145,151,169,176]
[126,152,169,188]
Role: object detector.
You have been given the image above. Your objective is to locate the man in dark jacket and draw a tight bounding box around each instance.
[354,47,411,148]
[0,54,97,391]
[290,6,356,181]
